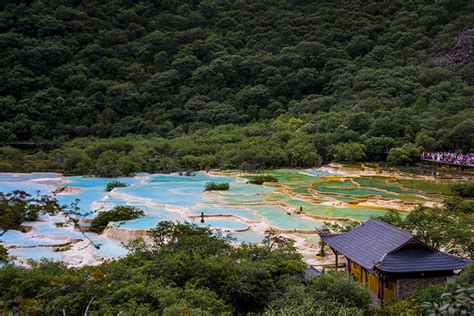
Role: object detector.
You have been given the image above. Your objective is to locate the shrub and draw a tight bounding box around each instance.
[386,143,422,165]
[248,175,279,185]
[89,206,144,233]
[307,273,373,309]
[204,182,230,191]
[0,244,8,263]
[332,142,366,162]
[457,264,474,287]
[105,181,128,192]
[451,182,474,198]
[376,299,420,316]
[267,273,372,315]
[421,287,474,315]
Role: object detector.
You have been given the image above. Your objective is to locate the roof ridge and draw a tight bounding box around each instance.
[369,217,414,237]
[374,252,388,267]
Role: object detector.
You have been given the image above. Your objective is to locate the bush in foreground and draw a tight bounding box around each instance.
[0,244,8,263]
[105,181,128,192]
[452,182,474,198]
[248,175,279,185]
[0,222,307,314]
[204,182,230,191]
[267,272,372,315]
[89,206,144,233]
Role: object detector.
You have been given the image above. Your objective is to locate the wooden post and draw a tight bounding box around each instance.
[334,249,338,271]
[378,274,384,302]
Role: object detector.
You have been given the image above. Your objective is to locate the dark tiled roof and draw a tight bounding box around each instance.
[320,218,413,270]
[303,265,322,282]
[376,247,469,273]
[319,218,470,273]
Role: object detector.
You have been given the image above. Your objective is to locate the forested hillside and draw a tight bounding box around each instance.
[0,0,473,173]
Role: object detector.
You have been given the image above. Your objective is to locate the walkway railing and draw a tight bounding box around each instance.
[421,152,474,167]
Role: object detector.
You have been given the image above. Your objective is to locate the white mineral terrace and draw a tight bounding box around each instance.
[0,166,455,268]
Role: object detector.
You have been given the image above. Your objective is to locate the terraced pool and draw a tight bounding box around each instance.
[0,166,455,265]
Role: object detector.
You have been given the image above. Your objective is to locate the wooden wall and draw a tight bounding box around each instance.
[349,261,395,301]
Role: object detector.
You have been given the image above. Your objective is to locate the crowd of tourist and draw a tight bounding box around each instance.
[421,152,474,167]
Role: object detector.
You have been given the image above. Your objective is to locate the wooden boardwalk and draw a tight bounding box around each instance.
[421,158,474,168]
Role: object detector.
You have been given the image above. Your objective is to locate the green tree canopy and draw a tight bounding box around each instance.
[0,191,62,236]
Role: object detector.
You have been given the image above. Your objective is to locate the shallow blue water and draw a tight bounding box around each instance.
[224,182,275,195]
[118,173,233,207]
[9,247,66,261]
[0,173,60,182]
[120,182,202,206]
[190,207,259,221]
[93,236,128,259]
[303,170,339,177]
[0,181,52,196]
[195,218,249,230]
[57,176,140,216]
[1,230,64,247]
[29,217,86,239]
[250,206,323,230]
[230,230,265,243]
[0,172,320,263]
[112,212,186,230]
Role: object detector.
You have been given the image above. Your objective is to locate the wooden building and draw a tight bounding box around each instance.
[319,218,470,301]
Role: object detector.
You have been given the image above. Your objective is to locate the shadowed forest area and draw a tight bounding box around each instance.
[0,0,473,174]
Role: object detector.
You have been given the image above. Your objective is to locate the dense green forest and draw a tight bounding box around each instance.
[0,0,473,173]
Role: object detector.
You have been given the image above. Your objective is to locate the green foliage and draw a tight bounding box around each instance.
[204,182,229,191]
[332,142,366,162]
[105,181,128,192]
[0,222,306,314]
[0,191,62,235]
[307,273,373,309]
[267,273,372,315]
[95,151,123,177]
[62,148,93,175]
[89,206,144,233]
[421,287,474,315]
[374,210,405,227]
[248,175,279,185]
[457,264,474,287]
[377,198,473,258]
[376,299,421,316]
[319,221,359,234]
[145,224,306,313]
[404,204,473,258]
[451,182,474,198]
[0,1,473,174]
[411,283,454,309]
[0,243,8,263]
[387,143,423,165]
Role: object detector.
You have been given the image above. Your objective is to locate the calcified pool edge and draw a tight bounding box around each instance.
[0,164,460,267]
